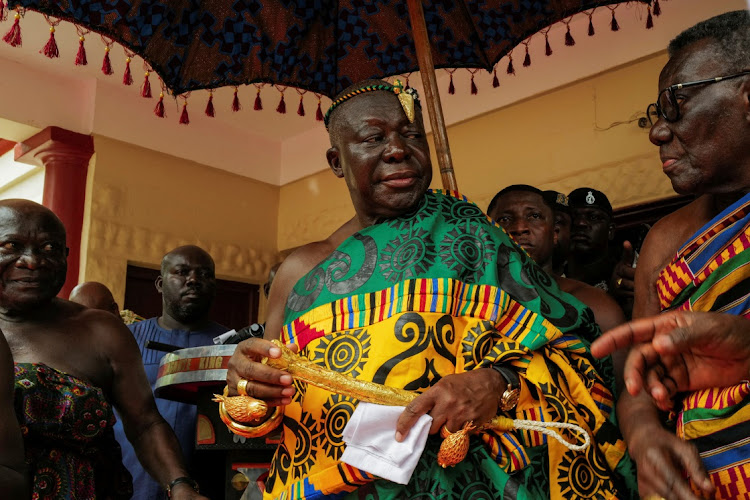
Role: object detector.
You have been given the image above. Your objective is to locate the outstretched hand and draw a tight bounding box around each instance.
[395,369,504,442]
[591,311,750,409]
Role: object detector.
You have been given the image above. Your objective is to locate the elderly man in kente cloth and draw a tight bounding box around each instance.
[225,80,637,499]
[595,10,750,500]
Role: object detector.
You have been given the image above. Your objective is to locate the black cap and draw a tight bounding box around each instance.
[568,188,612,217]
[543,190,570,214]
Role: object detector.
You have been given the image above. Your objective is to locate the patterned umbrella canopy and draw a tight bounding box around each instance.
[5,0,653,98]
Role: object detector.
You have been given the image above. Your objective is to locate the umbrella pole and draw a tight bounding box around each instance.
[406,0,458,192]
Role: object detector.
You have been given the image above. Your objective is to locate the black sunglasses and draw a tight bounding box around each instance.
[646,70,750,125]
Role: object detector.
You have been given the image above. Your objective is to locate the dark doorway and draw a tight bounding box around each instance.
[123,265,259,330]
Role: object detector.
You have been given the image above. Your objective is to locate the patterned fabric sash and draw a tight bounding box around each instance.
[655,191,750,498]
[265,190,635,500]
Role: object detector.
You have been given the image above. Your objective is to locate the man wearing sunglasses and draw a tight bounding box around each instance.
[612,10,750,500]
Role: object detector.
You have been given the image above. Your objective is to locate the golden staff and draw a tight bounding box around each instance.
[216,340,589,467]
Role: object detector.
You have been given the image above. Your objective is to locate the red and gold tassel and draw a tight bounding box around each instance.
[41,25,59,58]
[3,12,22,47]
[141,71,152,98]
[253,87,262,110]
[588,15,595,36]
[232,87,242,112]
[75,36,87,65]
[506,55,515,75]
[276,91,286,114]
[523,44,531,67]
[205,92,215,117]
[492,69,499,88]
[179,101,189,125]
[544,32,552,56]
[610,10,619,32]
[154,92,165,118]
[123,56,133,85]
[646,6,654,29]
[565,25,575,46]
[0,1,6,22]
[102,46,113,75]
[448,71,455,94]
[315,96,324,121]
[653,0,661,16]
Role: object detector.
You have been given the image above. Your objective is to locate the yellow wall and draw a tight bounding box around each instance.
[81,135,281,312]
[278,52,676,251]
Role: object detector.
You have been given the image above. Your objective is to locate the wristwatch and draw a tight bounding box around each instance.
[491,365,521,412]
[166,476,199,498]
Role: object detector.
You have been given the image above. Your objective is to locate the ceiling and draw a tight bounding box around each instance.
[0,0,744,186]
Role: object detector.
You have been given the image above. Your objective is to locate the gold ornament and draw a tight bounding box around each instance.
[392,79,416,123]
[213,392,268,423]
[214,386,283,438]
[437,421,476,468]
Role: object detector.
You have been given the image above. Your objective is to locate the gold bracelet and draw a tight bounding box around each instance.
[214,387,283,438]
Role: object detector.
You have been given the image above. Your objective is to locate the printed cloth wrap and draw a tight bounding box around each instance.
[267,190,636,500]
[14,363,133,500]
[656,191,750,498]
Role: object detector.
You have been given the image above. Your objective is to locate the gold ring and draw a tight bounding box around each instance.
[616,277,623,287]
[237,378,249,397]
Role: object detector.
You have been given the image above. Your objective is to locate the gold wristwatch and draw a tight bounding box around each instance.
[492,365,521,411]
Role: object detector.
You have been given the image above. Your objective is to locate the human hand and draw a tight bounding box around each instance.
[226,338,298,406]
[627,421,713,500]
[610,240,636,298]
[395,368,504,442]
[169,483,210,500]
[591,311,750,408]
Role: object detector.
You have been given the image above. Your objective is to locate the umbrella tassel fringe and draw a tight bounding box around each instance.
[253,90,262,111]
[297,96,305,117]
[102,47,113,75]
[154,94,165,117]
[141,72,152,98]
[588,17,595,36]
[41,27,58,58]
[544,35,552,56]
[123,58,133,85]
[523,48,531,67]
[205,94,215,117]
[610,11,619,32]
[448,74,455,95]
[653,0,661,16]
[233,90,242,112]
[506,57,514,75]
[179,103,189,124]
[276,94,286,114]
[3,13,21,47]
[646,7,654,29]
[75,36,87,65]
[492,70,499,88]
[0,1,6,22]
[315,100,323,121]
[565,26,575,46]
[470,76,477,95]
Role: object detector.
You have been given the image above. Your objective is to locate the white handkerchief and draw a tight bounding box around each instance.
[340,402,432,485]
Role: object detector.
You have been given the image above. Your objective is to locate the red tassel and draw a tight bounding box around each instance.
[297,96,305,116]
[404,78,410,90]
[233,88,242,112]
[122,57,133,85]
[102,47,113,75]
[75,36,87,65]
[41,26,59,58]
[0,2,6,22]
[523,46,531,67]
[506,56,515,75]
[205,94,215,117]
[588,16,595,36]
[179,102,189,124]
[653,0,661,16]
[3,13,22,47]
[154,93,165,117]
[448,73,455,94]
[610,11,619,32]
[315,100,323,121]
[545,35,552,56]
[141,72,152,98]
[565,26,575,46]
[492,69,499,88]
[253,89,262,110]
[646,7,654,29]
[276,93,286,114]
[470,76,477,95]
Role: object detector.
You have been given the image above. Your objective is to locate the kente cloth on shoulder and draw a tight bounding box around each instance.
[656,191,750,498]
[265,190,636,500]
[14,363,133,500]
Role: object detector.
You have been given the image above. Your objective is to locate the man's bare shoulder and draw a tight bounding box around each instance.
[556,276,625,331]
[649,196,707,246]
